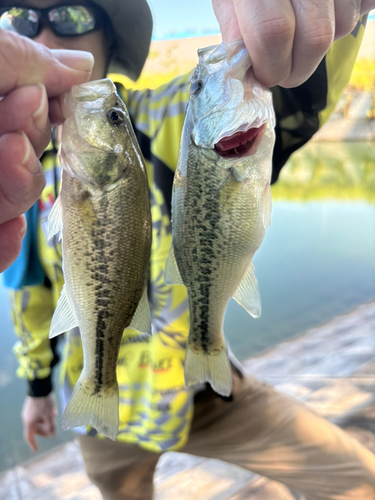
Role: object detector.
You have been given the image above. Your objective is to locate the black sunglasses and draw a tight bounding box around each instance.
[0,4,102,38]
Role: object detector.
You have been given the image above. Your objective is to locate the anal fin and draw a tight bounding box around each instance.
[50,284,79,338]
[233,261,261,318]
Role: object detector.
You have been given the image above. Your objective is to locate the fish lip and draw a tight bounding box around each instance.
[213,124,266,159]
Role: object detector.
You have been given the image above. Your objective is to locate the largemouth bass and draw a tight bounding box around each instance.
[165,41,275,396]
[48,79,152,440]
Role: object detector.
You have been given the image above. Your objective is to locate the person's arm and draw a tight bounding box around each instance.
[11,282,59,451]
[0,29,93,272]
[271,17,367,183]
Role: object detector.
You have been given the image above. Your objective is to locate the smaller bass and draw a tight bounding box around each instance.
[48,79,152,440]
[166,41,275,396]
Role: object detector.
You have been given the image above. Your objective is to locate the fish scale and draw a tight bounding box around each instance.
[63,172,147,388]
[174,144,264,351]
[176,147,224,351]
[165,41,275,396]
[62,168,150,398]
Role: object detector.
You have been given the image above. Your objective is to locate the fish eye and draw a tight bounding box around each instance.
[107,108,124,125]
[190,79,203,96]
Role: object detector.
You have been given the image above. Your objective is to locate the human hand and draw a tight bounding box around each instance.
[212,0,375,88]
[22,394,58,452]
[0,29,94,273]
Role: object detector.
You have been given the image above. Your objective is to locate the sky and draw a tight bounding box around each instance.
[147,0,220,40]
[147,1,375,41]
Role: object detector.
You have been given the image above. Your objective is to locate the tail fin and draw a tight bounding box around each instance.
[184,345,232,396]
[62,374,119,441]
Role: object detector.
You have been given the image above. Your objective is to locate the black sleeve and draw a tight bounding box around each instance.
[271,58,327,184]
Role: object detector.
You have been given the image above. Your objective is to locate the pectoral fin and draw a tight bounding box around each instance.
[129,285,152,335]
[233,262,261,318]
[211,171,233,200]
[50,284,79,338]
[47,195,63,241]
[164,244,184,285]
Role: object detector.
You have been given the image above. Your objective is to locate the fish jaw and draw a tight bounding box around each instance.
[214,123,266,159]
[188,41,275,152]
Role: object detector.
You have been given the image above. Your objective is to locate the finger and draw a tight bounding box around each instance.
[0,85,50,158]
[334,0,361,40]
[35,421,53,437]
[231,0,296,87]
[0,30,94,98]
[361,0,375,14]
[43,412,56,436]
[49,96,65,127]
[0,215,26,273]
[0,132,45,225]
[24,422,38,452]
[212,0,241,42]
[49,419,56,437]
[281,0,335,88]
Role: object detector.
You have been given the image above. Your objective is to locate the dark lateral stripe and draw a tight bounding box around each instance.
[271,56,328,184]
[131,121,174,215]
[91,201,111,393]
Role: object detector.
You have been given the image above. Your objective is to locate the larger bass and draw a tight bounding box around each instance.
[166,41,275,396]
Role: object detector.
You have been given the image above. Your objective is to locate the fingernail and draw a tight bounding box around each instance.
[32,84,48,132]
[19,131,31,166]
[19,131,41,174]
[52,49,95,72]
[19,214,27,237]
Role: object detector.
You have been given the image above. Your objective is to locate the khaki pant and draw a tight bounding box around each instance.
[79,374,375,500]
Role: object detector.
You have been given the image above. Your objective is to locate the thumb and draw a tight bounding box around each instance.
[360,0,375,15]
[0,29,94,98]
[212,0,242,42]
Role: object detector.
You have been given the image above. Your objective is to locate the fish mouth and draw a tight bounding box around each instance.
[214,124,265,159]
